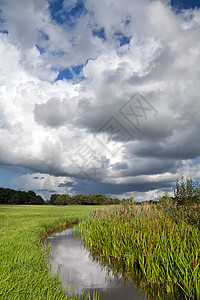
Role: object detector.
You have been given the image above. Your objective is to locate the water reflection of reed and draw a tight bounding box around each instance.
[82,242,185,300]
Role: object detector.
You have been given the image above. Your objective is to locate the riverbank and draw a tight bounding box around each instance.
[0,205,98,299]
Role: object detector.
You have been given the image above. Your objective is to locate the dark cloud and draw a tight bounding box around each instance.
[112,162,128,170]
[74,177,175,196]
[58,182,74,187]
[113,158,178,177]
[130,129,200,160]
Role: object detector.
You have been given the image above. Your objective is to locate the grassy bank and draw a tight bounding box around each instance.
[0,205,98,300]
[78,205,200,299]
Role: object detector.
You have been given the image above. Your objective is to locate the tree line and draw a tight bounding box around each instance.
[0,187,121,205]
[0,188,45,205]
[48,193,121,205]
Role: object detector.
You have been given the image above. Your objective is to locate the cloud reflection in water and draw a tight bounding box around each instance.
[47,228,145,299]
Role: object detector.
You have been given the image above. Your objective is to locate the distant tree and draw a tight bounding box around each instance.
[174,177,200,205]
[4,188,13,203]
[49,193,120,206]
[113,197,121,204]
[186,178,194,202]
[8,193,20,204]
[106,197,120,205]
[71,194,85,205]
[35,195,45,205]
[158,192,173,209]
[49,194,59,205]
[64,194,72,204]
[194,182,200,203]
[0,187,44,205]
[19,191,28,204]
[53,195,67,205]
[0,188,4,204]
[26,191,36,204]
[50,194,71,205]
[89,194,108,205]
[122,196,136,207]
[174,178,180,200]
[180,176,187,204]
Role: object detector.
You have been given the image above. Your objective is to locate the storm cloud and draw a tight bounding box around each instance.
[0,0,200,200]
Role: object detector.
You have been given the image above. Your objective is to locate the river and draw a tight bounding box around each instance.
[46,228,146,300]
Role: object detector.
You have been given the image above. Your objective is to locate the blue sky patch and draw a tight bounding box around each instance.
[115,32,131,46]
[171,0,200,10]
[54,64,85,81]
[49,0,64,23]
[58,182,74,187]
[125,18,131,26]
[0,29,8,34]
[55,68,73,81]
[49,0,87,26]
[72,64,83,75]
[70,1,87,18]
[35,44,45,54]
[92,27,106,40]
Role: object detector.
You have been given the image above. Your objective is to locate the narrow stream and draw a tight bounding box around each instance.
[46,228,146,300]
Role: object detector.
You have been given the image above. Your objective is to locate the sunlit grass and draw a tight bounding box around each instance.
[0,205,99,299]
[78,205,200,299]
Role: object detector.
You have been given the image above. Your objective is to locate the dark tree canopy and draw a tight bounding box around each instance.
[49,193,121,205]
[0,187,121,206]
[0,188,45,205]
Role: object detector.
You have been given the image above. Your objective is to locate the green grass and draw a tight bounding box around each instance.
[78,205,200,299]
[0,205,99,300]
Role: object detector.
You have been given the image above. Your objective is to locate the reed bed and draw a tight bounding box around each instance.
[78,205,200,299]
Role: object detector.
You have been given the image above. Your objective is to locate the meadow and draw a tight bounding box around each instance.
[78,205,200,300]
[0,205,99,300]
[1,201,200,300]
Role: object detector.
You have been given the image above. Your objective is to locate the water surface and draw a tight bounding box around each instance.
[46,228,146,299]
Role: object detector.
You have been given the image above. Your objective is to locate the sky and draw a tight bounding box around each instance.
[0,0,200,201]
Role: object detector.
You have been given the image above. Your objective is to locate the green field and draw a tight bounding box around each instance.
[0,205,99,300]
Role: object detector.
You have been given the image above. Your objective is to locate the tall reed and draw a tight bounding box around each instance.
[78,205,200,299]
